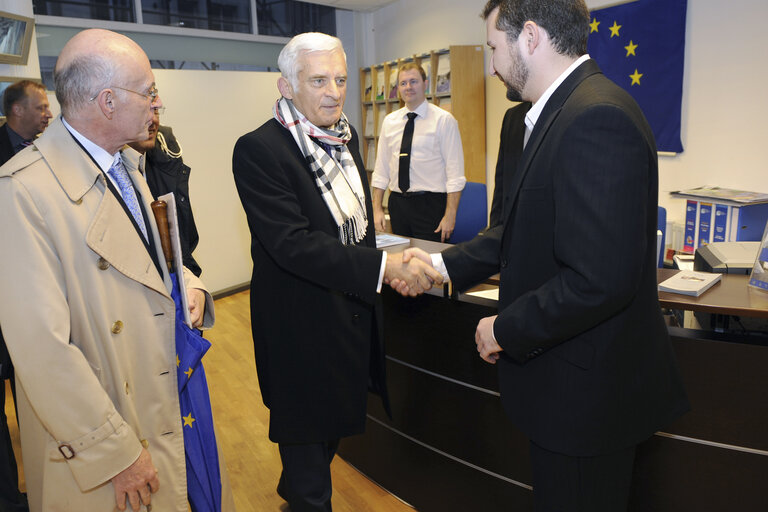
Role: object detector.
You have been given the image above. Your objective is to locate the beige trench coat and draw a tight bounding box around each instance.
[0,119,234,511]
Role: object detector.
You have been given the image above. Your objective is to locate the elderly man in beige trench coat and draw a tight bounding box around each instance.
[0,29,234,511]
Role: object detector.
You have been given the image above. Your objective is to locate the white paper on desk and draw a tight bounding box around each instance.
[375,233,410,248]
[157,192,192,327]
[465,288,499,300]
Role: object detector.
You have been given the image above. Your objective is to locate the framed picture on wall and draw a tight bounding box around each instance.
[0,11,34,65]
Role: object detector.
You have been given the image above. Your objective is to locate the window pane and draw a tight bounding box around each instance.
[34,0,135,22]
[256,0,335,37]
[142,0,252,33]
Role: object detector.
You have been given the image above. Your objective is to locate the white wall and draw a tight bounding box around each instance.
[152,69,280,293]
[361,0,768,229]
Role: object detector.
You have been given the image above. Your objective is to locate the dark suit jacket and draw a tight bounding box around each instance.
[443,59,688,456]
[489,102,531,228]
[143,125,201,276]
[232,119,388,444]
[0,124,14,168]
[0,123,16,379]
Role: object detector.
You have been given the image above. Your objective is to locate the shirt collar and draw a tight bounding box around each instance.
[525,54,591,133]
[61,116,120,173]
[405,99,429,119]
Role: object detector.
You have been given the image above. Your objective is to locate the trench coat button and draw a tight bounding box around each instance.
[98,257,110,271]
[74,198,83,205]
[111,320,124,334]
[140,438,149,449]
[124,381,130,395]
[352,313,360,323]
[501,259,508,268]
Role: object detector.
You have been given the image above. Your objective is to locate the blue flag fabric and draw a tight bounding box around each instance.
[171,273,222,512]
[587,0,687,153]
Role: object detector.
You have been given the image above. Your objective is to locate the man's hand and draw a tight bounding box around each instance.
[390,248,436,295]
[476,315,502,364]
[384,251,443,297]
[373,206,387,232]
[112,448,159,511]
[187,288,205,328]
[434,213,456,242]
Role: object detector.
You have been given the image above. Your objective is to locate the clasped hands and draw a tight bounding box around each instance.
[384,248,442,297]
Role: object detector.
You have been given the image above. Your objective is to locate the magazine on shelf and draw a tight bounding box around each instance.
[375,68,385,100]
[435,53,451,94]
[363,71,372,101]
[658,270,722,297]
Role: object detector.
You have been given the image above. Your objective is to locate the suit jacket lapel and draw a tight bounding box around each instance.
[502,59,603,226]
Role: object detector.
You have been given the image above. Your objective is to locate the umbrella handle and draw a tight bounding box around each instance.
[151,200,174,271]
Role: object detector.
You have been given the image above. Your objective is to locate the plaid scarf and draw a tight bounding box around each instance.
[274,97,368,245]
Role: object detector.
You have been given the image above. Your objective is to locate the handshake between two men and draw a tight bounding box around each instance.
[383,247,503,366]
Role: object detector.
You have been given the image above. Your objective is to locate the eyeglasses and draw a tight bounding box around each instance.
[111,85,159,102]
[153,107,166,115]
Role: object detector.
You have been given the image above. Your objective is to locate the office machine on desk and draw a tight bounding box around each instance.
[687,242,768,334]
[694,241,759,275]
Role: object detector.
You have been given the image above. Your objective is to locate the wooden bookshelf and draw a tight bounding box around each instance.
[359,45,486,183]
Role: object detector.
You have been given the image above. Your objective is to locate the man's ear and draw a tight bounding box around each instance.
[277,77,294,99]
[95,89,115,120]
[521,21,542,54]
[11,103,23,118]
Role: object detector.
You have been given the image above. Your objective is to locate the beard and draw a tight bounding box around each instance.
[501,45,529,103]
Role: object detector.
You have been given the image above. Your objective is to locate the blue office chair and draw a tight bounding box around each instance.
[451,182,488,244]
[657,205,667,268]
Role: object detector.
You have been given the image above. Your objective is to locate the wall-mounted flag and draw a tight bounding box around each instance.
[587,0,687,153]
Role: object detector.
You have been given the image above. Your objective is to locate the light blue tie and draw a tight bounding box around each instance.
[108,156,148,240]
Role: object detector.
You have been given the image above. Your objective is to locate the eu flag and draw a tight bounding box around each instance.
[587,0,687,153]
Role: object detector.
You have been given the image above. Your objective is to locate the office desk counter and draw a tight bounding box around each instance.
[337,239,768,512]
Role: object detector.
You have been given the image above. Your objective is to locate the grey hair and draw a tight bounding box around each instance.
[278,32,347,90]
[54,53,115,117]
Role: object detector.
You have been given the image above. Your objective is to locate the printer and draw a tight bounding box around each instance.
[694,241,760,274]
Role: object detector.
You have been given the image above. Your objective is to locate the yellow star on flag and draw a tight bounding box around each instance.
[589,17,600,33]
[629,69,643,86]
[183,413,195,428]
[624,40,638,57]
[609,21,622,38]
[184,367,194,379]
[176,354,180,367]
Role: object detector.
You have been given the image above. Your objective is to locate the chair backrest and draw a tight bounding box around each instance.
[657,206,667,267]
[451,182,488,244]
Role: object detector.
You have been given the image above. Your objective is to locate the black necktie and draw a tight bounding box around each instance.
[398,112,417,193]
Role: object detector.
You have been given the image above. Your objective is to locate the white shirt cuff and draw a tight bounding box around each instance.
[431,253,451,282]
[377,251,387,293]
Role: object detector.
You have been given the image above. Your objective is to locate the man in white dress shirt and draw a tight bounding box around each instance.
[371,62,466,242]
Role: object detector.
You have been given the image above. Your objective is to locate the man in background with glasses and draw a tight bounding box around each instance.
[129,106,202,277]
[0,29,234,511]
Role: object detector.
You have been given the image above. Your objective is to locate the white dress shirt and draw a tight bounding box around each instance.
[61,117,125,197]
[372,100,466,194]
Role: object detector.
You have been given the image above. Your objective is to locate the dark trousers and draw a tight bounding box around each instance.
[0,377,28,512]
[277,439,340,512]
[388,191,447,242]
[530,441,637,512]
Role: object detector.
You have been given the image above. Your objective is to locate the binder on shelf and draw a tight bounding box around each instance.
[366,143,376,171]
[712,203,730,243]
[683,199,698,253]
[697,202,712,248]
[375,104,387,137]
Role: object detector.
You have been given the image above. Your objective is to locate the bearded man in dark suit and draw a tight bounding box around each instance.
[399,1,689,510]
[232,32,441,512]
